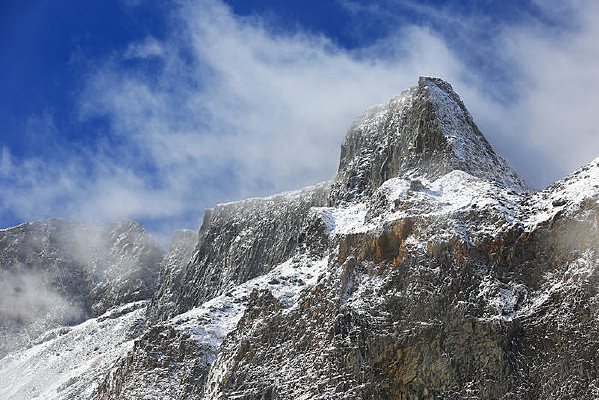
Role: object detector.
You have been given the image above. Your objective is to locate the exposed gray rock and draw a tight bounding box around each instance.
[148,182,330,322]
[147,230,199,323]
[88,219,165,315]
[204,157,598,400]
[0,218,164,357]
[329,77,528,205]
[95,325,214,400]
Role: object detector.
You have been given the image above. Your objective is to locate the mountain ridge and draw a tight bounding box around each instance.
[0,77,597,400]
[0,217,164,358]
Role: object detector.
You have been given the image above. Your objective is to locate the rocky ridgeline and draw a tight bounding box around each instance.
[0,218,164,357]
[0,77,597,400]
[329,77,527,205]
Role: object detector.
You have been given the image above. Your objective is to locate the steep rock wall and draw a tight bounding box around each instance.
[205,161,598,399]
[148,182,330,322]
[329,77,527,205]
[147,230,199,323]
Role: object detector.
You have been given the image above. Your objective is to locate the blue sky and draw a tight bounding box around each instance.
[1,0,598,246]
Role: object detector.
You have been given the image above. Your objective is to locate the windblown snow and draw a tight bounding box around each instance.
[0,301,147,399]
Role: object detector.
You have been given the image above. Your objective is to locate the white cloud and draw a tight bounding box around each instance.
[72,0,470,230]
[2,0,598,242]
[124,36,164,59]
[494,1,599,185]
[0,147,13,176]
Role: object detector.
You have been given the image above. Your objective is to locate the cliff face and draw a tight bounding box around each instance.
[0,218,164,358]
[147,182,330,323]
[205,158,598,399]
[146,230,199,323]
[1,77,597,400]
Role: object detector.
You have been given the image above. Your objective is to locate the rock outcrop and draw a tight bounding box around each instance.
[329,77,527,205]
[147,182,330,322]
[96,324,214,400]
[147,230,199,323]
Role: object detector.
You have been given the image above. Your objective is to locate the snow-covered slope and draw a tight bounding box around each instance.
[0,301,147,400]
[0,218,164,358]
[317,170,523,241]
[96,253,329,399]
[520,156,599,230]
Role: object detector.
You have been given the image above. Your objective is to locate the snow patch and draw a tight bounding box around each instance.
[169,254,329,352]
[0,301,148,400]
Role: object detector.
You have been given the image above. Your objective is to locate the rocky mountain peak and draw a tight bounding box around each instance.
[329,77,528,205]
[1,78,598,400]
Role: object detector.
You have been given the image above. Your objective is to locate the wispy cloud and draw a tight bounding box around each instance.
[494,1,599,184]
[123,36,164,59]
[1,0,597,243]
[0,267,84,355]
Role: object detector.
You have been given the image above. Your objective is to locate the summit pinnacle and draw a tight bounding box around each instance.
[329,77,528,204]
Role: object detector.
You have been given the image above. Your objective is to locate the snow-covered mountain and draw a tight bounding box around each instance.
[0,218,164,358]
[0,77,597,399]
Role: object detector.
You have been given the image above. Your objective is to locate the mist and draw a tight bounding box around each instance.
[0,218,164,356]
[0,268,84,357]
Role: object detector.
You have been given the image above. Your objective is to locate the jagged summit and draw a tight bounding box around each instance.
[329,77,528,204]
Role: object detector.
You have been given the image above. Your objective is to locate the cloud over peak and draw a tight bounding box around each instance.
[1,0,597,243]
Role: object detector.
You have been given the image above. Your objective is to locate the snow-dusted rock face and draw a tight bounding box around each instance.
[201,158,598,400]
[329,77,528,205]
[95,253,329,399]
[148,182,330,322]
[96,324,214,400]
[0,301,148,400]
[146,230,199,323]
[0,218,164,358]
[1,77,597,400]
